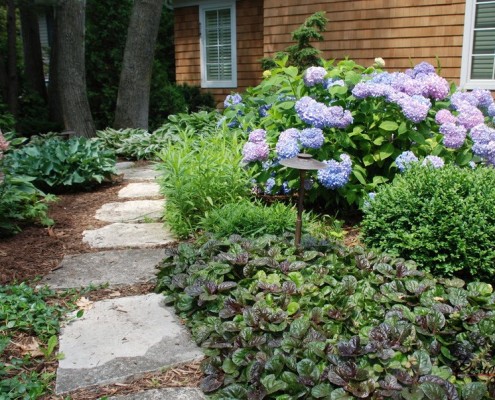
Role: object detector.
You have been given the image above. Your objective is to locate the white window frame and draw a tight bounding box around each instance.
[460,0,495,89]
[199,1,237,88]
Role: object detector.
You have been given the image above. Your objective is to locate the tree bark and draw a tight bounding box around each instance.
[55,0,95,137]
[47,6,62,126]
[20,2,47,101]
[6,0,19,116]
[114,0,163,130]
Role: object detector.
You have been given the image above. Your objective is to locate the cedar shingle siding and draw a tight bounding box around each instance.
[175,1,467,103]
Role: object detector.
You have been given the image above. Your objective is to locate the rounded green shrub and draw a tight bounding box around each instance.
[361,163,495,279]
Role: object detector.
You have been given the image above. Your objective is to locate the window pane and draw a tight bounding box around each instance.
[204,8,233,82]
[475,2,495,28]
[471,55,495,79]
[473,30,495,53]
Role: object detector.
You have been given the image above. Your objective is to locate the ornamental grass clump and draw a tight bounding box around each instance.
[156,234,495,399]
[362,163,495,280]
[222,56,495,208]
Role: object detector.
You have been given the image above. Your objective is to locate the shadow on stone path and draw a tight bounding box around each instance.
[41,162,205,399]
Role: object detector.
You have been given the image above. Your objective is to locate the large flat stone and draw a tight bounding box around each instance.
[83,223,175,249]
[39,249,165,289]
[121,165,160,182]
[56,294,203,394]
[108,388,206,400]
[116,161,136,171]
[118,182,161,199]
[95,200,164,223]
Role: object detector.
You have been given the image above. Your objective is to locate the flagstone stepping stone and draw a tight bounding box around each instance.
[116,161,136,171]
[118,182,161,198]
[83,223,175,249]
[108,388,206,400]
[55,294,203,394]
[39,249,165,289]
[95,200,164,223]
[121,165,159,182]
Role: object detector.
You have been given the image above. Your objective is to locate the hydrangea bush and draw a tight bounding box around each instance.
[223,58,495,207]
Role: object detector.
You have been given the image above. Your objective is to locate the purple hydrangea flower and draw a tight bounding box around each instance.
[303,66,327,86]
[439,123,467,149]
[395,151,419,172]
[470,124,495,143]
[398,96,430,123]
[472,89,494,109]
[435,109,456,125]
[295,96,353,129]
[456,105,485,130]
[276,137,300,159]
[248,129,267,143]
[488,103,495,117]
[406,62,436,78]
[224,93,242,108]
[351,82,370,99]
[317,154,352,189]
[327,106,354,128]
[422,155,445,168]
[299,128,324,149]
[242,141,269,163]
[420,74,450,100]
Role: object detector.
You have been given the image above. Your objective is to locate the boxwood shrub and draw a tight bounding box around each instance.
[361,164,495,280]
[156,234,495,399]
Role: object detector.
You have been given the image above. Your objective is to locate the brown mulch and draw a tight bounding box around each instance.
[0,181,125,285]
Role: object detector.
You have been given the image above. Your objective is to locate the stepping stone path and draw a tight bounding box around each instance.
[41,162,205,399]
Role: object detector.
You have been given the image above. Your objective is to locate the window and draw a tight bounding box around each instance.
[199,1,237,88]
[461,0,495,89]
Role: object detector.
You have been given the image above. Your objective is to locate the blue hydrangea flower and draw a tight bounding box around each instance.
[395,151,419,172]
[324,78,345,89]
[259,104,272,117]
[279,128,300,142]
[488,103,495,117]
[299,128,324,149]
[317,154,352,189]
[276,137,300,159]
[242,141,269,163]
[422,155,445,168]
[282,181,291,194]
[435,109,456,125]
[450,91,479,110]
[248,129,267,143]
[303,66,327,86]
[472,89,494,109]
[439,123,467,149]
[224,93,242,108]
[265,177,276,194]
[351,82,370,99]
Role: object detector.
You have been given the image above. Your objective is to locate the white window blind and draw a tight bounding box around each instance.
[461,0,495,88]
[200,2,237,88]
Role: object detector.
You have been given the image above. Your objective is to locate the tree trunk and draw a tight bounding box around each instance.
[47,6,62,126]
[114,0,163,130]
[20,2,47,101]
[6,0,19,116]
[56,0,95,137]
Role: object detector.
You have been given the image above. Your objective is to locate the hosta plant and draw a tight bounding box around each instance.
[156,234,495,399]
[4,137,116,191]
[223,58,495,208]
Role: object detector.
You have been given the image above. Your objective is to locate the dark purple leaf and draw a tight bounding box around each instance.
[419,375,460,400]
[379,375,403,390]
[304,327,327,343]
[327,368,347,386]
[282,281,297,294]
[249,361,265,383]
[337,336,361,357]
[200,374,224,393]
[205,281,218,294]
[247,387,267,400]
[466,309,487,324]
[217,281,237,292]
[235,253,249,266]
[433,303,455,315]
[171,273,188,288]
[258,282,281,293]
[394,369,415,385]
[345,379,375,398]
[184,281,205,297]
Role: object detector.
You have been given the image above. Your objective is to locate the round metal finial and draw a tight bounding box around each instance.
[279,153,327,170]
